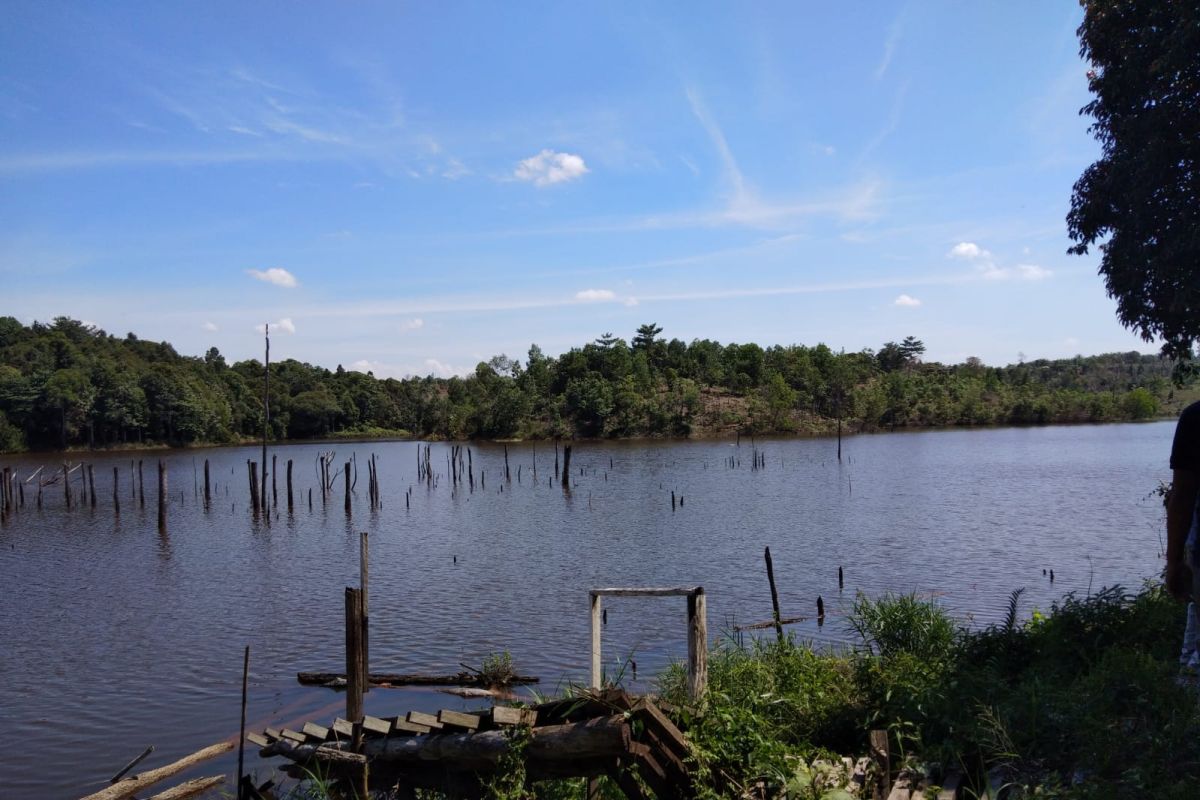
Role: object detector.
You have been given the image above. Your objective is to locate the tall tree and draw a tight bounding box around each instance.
[1067,0,1200,360]
[632,323,663,351]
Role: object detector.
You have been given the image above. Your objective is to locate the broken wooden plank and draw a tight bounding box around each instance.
[263,727,282,741]
[331,718,355,738]
[406,711,443,729]
[245,732,271,749]
[144,776,226,800]
[301,721,330,741]
[392,717,432,735]
[362,715,392,736]
[491,706,538,727]
[437,710,481,731]
[280,729,307,744]
[80,741,234,800]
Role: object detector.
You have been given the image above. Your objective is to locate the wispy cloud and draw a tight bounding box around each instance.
[893,293,921,307]
[255,317,296,334]
[202,321,218,332]
[575,288,616,302]
[948,242,1050,281]
[874,15,904,80]
[400,317,424,331]
[247,267,298,288]
[424,358,461,378]
[514,149,589,186]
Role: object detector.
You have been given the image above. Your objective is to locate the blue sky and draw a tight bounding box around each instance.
[0,1,1154,377]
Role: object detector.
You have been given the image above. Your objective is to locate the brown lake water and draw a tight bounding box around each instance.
[0,423,1176,797]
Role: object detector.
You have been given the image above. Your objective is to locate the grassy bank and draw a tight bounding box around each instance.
[271,583,1197,799]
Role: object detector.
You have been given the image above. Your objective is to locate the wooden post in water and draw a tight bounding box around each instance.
[764,547,784,644]
[271,454,277,510]
[261,324,270,515]
[590,593,602,689]
[344,461,352,516]
[344,587,364,724]
[360,531,369,692]
[561,445,572,492]
[248,461,260,514]
[157,460,167,530]
[504,445,510,482]
[286,459,294,512]
[112,467,120,515]
[237,645,250,800]
[63,463,72,509]
[687,589,708,701]
[203,459,211,507]
[138,460,144,508]
[87,464,96,508]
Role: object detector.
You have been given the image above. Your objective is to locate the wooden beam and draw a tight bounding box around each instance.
[590,587,702,597]
[491,706,538,727]
[437,710,482,730]
[406,711,443,729]
[144,776,226,800]
[79,741,234,800]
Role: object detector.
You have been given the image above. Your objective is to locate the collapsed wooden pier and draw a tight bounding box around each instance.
[253,689,694,799]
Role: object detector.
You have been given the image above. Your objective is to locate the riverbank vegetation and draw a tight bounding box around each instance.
[0,316,1191,452]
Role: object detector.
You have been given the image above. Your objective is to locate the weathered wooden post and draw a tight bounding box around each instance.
[157,460,167,530]
[88,464,96,508]
[764,547,784,644]
[504,445,510,482]
[345,587,364,723]
[248,461,260,514]
[286,459,294,512]
[63,462,72,509]
[590,592,602,689]
[203,459,211,507]
[112,467,120,515]
[271,454,278,510]
[687,589,708,701]
[838,566,844,590]
[360,531,369,692]
[344,461,352,516]
[561,445,572,492]
[137,460,144,508]
[237,645,250,800]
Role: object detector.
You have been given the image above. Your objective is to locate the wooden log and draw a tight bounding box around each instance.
[345,588,364,723]
[296,671,539,687]
[260,738,367,767]
[109,745,155,783]
[764,546,784,644]
[266,715,630,772]
[145,776,226,800]
[80,741,234,800]
[687,590,707,701]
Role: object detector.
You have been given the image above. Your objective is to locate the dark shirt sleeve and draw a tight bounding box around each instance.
[1170,400,1200,471]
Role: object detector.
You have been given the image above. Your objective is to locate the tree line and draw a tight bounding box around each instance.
[0,317,1184,452]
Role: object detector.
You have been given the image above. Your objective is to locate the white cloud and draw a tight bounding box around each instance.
[202,321,218,331]
[893,294,921,307]
[623,297,639,307]
[247,267,298,288]
[948,242,991,260]
[1016,264,1052,280]
[514,149,589,186]
[255,317,296,334]
[442,158,470,180]
[400,317,424,331]
[575,288,616,302]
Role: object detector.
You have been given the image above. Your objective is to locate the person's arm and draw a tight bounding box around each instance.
[1167,468,1198,600]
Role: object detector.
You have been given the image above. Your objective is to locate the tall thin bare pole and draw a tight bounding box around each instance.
[262,323,270,517]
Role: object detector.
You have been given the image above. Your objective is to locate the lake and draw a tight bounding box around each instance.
[0,422,1175,798]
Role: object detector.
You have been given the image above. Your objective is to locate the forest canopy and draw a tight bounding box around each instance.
[0,316,1184,452]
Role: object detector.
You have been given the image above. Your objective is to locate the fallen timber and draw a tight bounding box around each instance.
[296,669,539,688]
[255,689,694,799]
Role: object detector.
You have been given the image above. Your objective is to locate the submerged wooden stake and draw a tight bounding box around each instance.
[157,460,167,531]
[345,587,364,724]
[286,459,294,512]
[764,546,784,644]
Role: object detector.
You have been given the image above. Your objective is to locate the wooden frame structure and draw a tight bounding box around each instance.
[589,586,707,701]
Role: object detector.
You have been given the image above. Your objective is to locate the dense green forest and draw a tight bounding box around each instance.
[0,316,1188,452]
